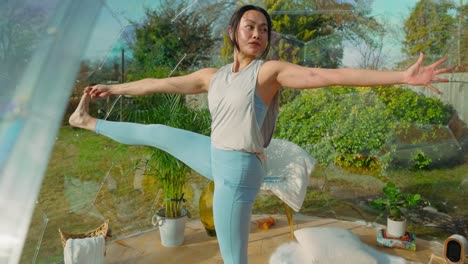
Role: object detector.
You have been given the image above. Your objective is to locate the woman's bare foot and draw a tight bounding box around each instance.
[69,93,97,131]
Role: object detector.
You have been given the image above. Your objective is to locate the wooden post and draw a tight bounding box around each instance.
[120,48,125,121]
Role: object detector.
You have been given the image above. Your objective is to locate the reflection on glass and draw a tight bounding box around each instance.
[13,0,467,262]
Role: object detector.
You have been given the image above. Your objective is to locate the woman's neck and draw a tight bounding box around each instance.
[232,52,256,72]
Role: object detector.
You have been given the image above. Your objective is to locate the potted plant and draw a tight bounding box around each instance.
[127,93,210,247]
[149,149,190,247]
[370,182,421,237]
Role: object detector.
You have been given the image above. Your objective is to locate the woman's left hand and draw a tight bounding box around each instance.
[404,53,452,94]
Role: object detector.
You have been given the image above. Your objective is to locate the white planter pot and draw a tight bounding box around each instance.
[387,217,407,238]
[152,208,188,247]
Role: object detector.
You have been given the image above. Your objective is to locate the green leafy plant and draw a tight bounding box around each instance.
[370,182,421,221]
[149,149,189,218]
[413,150,432,170]
[123,93,210,218]
[275,86,453,170]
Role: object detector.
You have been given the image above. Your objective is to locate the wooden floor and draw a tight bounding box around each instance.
[104,214,449,264]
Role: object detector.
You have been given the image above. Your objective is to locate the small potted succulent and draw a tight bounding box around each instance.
[370,182,421,237]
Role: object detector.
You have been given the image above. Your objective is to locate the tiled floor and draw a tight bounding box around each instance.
[104,214,449,263]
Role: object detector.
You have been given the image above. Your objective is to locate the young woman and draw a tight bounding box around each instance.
[69,5,451,264]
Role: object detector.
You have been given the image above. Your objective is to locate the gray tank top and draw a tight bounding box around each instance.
[208,59,279,153]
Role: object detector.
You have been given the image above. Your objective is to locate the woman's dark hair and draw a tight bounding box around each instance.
[228,5,272,59]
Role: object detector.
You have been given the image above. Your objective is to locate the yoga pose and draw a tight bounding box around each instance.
[69,5,451,264]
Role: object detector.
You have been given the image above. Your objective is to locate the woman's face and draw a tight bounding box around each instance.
[235,10,269,57]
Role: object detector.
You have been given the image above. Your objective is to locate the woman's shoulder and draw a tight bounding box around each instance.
[200,67,220,74]
[188,68,219,88]
[190,67,219,78]
[191,67,219,78]
[260,60,293,75]
[262,60,291,67]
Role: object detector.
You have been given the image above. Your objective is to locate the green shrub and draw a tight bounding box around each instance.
[373,86,452,124]
[275,86,453,170]
[412,150,432,170]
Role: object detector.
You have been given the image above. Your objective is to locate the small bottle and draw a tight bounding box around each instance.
[199,181,216,237]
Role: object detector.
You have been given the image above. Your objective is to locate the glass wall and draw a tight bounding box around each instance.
[0,0,465,263]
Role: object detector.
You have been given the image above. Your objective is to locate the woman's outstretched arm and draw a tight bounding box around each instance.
[85,68,218,98]
[263,53,451,95]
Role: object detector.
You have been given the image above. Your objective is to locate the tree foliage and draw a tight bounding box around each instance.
[265,0,343,67]
[263,0,380,66]
[254,0,382,105]
[455,1,468,71]
[127,1,218,79]
[0,1,46,94]
[401,0,457,68]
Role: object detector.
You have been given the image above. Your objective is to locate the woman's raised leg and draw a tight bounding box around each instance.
[69,93,213,179]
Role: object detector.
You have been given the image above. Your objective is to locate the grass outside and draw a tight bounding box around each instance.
[20,126,467,263]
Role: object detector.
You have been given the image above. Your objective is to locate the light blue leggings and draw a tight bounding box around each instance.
[95,120,264,264]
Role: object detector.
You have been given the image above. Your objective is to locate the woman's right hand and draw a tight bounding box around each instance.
[85,84,112,98]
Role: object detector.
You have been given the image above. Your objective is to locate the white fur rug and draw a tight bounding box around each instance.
[269,242,310,264]
[270,227,407,264]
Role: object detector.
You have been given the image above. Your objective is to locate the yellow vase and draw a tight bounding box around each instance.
[199,181,216,237]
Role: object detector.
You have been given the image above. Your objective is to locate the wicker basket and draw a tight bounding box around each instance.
[59,219,110,248]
